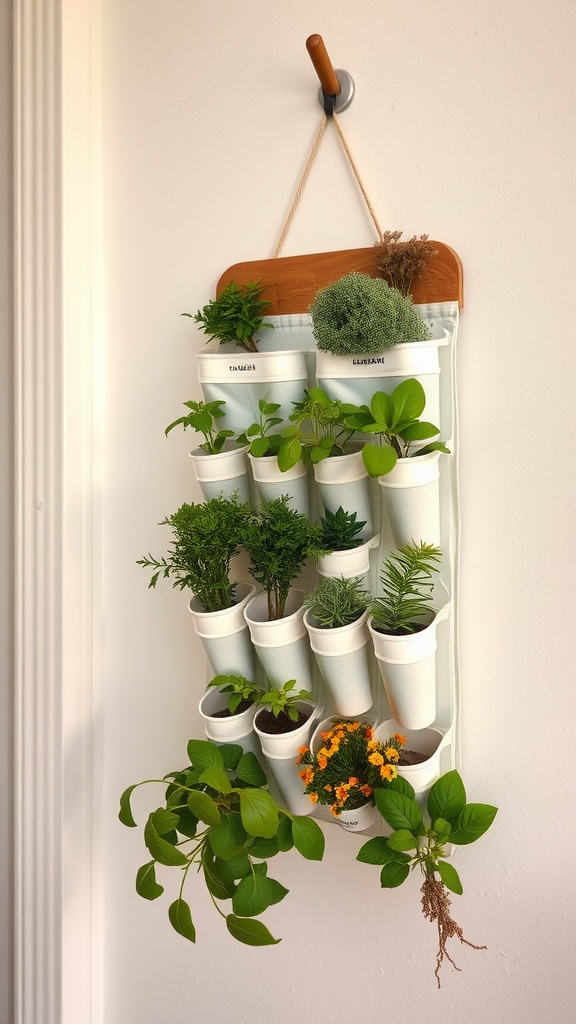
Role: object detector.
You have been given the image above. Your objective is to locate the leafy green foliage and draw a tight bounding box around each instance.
[119,738,324,947]
[242,496,323,619]
[207,673,263,715]
[256,679,312,722]
[183,280,274,354]
[277,387,359,471]
[370,541,442,635]
[136,494,249,612]
[309,272,431,355]
[318,506,367,552]
[164,399,234,454]
[235,399,285,458]
[357,769,498,986]
[343,378,450,478]
[303,574,370,629]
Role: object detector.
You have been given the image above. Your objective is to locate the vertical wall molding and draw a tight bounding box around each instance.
[13,2,102,1022]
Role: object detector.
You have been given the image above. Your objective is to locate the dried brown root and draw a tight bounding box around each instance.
[421,874,487,989]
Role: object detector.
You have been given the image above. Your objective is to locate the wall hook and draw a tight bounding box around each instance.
[306,34,355,114]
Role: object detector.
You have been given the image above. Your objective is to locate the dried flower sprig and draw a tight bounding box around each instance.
[375,231,439,296]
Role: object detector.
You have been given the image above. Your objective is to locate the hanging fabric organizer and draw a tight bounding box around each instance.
[195,35,463,832]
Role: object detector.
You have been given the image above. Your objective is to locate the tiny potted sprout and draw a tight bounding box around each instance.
[254,680,318,814]
[165,398,250,503]
[237,398,310,516]
[198,674,263,759]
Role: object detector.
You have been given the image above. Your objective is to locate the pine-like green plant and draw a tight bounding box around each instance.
[303,575,370,629]
[183,280,274,354]
[137,495,249,612]
[309,272,431,356]
[319,506,367,552]
[371,542,442,635]
[242,496,323,620]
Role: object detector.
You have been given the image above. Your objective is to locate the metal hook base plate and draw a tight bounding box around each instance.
[317,69,355,114]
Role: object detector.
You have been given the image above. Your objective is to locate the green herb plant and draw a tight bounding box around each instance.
[164,398,234,454]
[303,575,370,629]
[357,770,497,987]
[119,739,325,947]
[371,542,442,636]
[309,272,431,356]
[137,495,249,613]
[183,280,273,354]
[344,378,450,478]
[319,506,367,552]
[277,387,359,472]
[235,399,285,458]
[207,674,263,715]
[374,231,439,296]
[257,679,313,723]
[242,496,323,620]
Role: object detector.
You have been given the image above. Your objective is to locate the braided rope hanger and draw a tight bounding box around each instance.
[273,112,384,259]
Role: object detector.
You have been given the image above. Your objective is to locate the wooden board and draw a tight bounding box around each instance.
[217,241,463,314]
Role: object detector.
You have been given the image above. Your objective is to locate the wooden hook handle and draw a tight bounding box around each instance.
[306,34,340,97]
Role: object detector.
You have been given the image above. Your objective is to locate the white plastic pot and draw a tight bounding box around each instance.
[368,604,449,730]
[374,718,446,793]
[198,686,261,761]
[248,453,310,516]
[253,700,318,758]
[262,750,316,816]
[188,582,256,679]
[313,449,373,540]
[334,801,378,832]
[197,349,309,434]
[303,608,373,716]
[378,450,442,548]
[243,589,313,690]
[189,443,250,503]
[317,534,380,584]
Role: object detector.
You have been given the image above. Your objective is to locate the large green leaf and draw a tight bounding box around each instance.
[437,860,463,895]
[369,390,394,426]
[362,442,397,478]
[387,829,418,852]
[168,899,196,943]
[186,740,224,771]
[212,853,251,884]
[220,744,243,771]
[427,771,467,823]
[399,421,439,442]
[173,806,199,839]
[391,378,426,424]
[276,814,294,852]
[232,872,273,917]
[187,789,221,827]
[135,861,164,901]
[150,807,180,835]
[449,803,498,845]
[386,776,416,801]
[291,816,325,861]
[247,836,279,859]
[208,812,248,860]
[202,848,234,900]
[356,836,391,865]
[144,816,188,867]
[277,436,302,473]
[380,861,411,888]
[235,752,267,788]
[199,767,232,794]
[226,915,281,946]
[118,784,138,827]
[374,788,422,833]
[238,789,279,839]
[267,877,289,906]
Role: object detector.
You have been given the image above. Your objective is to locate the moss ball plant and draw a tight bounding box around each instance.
[309,272,431,356]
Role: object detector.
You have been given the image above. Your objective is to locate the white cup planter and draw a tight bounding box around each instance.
[374,718,446,793]
[378,451,442,548]
[248,453,310,516]
[243,589,313,691]
[261,750,316,816]
[189,443,250,503]
[368,604,449,730]
[197,349,309,435]
[334,801,379,832]
[188,582,256,680]
[198,685,262,761]
[313,449,373,540]
[253,700,318,759]
[303,608,373,716]
[316,534,379,584]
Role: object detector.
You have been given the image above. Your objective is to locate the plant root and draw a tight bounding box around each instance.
[421,874,487,988]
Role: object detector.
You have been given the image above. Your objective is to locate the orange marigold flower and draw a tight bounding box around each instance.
[394,733,406,746]
[360,784,373,797]
[365,727,374,740]
[346,722,360,732]
[317,755,328,770]
[319,746,332,760]
[368,752,384,766]
[330,804,342,818]
[308,792,319,804]
[324,784,333,792]
[335,784,350,803]
[320,730,331,741]
[298,745,309,755]
[367,739,379,751]
[348,776,360,787]
[300,767,314,786]
[385,747,400,762]
[380,764,398,781]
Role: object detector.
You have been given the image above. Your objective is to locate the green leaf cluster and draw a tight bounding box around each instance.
[309,272,431,356]
[357,769,498,895]
[235,399,285,458]
[303,574,370,629]
[136,495,249,612]
[183,280,274,354]
[371,541,442,636]
[318,506,367,552]
[277,387,359,472]
[164,399,234,454]
[242,496,323,620]
[343,378,450,478]
[207,674,263,714]
[257,679,312,722]
[119,739,325,947]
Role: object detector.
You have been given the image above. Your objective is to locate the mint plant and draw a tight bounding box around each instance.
[164,398,234,454]
[256,679,312,723]
[119,739,325,947]
[235,398,285,458]
[357,771,497,986]
[207,674,263,715]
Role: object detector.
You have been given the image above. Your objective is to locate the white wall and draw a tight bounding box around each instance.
[101,2,576,1021]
